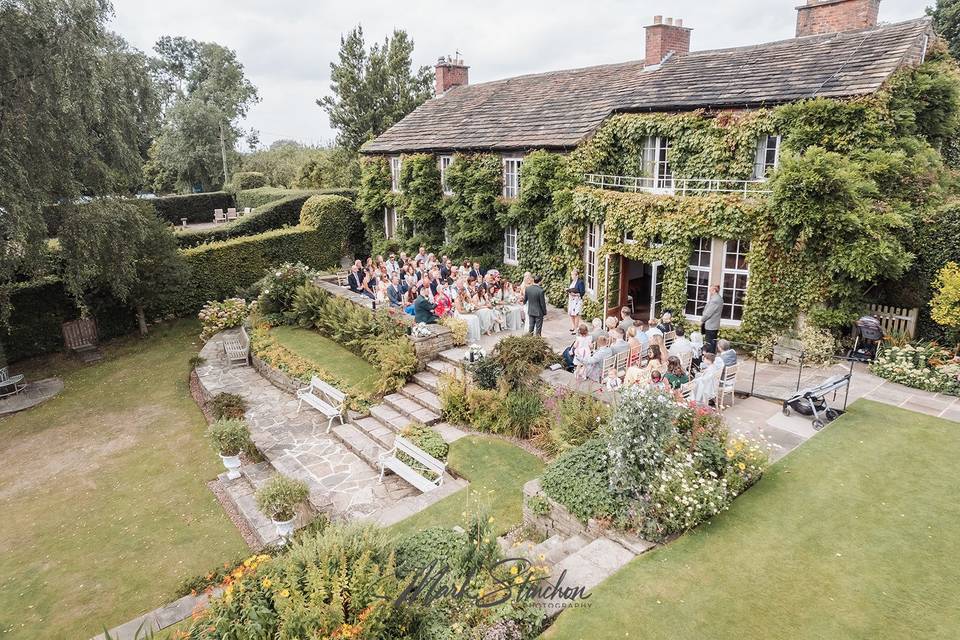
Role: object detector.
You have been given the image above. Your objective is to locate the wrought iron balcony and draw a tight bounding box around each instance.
[584,173,772,197]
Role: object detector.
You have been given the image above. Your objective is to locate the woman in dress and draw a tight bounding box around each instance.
[500,281,523,330]
[433,284,453,318]
[519,272,533,324]
[454,282,482,343]
[567,268,586,334]
[664,356,690,390]
[360,269,377,300]
[472,282,496,335]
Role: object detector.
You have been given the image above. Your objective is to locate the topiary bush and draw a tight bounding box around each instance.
[231,171,268,190]
[299,193,364,259]
[540,439,626,523]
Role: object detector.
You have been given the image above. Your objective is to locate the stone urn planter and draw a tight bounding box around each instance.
[255,475,310,546]
[272,516,296,541]
[219,453,242,480]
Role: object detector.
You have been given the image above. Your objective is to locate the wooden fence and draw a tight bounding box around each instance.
[867,304,919,339]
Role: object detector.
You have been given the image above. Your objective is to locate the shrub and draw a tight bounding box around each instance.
[492,335,556,390]
[796,323,837,365]
[207,418,252,457]
[499,389,544,439]
[439,316,468,346]
[255,262,322,319]
[527,494,551,517]
[537,389,610,455]
[237,186,355,211]
[540,439,626,523]
[198,297,250,340]
[723,437,770,495]
[181,227,335,313]
[930,261,960,341]
[394,527,466,577]
[364,336,419,395]
[231,171,267,190]
[401,422,449,461]
[467,387,502,433]
[870,342,960,394]
[469,357,504,390]
[605,386,679,500]
[439,373,471,425]
[299,194,363,257]
[176,193,317,248]
[209,393,248,420]
[255,475,309,521]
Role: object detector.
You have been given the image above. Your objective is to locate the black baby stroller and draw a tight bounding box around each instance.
[848,315,884,363]
[782,373,851,431]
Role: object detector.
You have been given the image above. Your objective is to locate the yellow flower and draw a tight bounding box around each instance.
[279,589,290,598]
[725,449,735,457]
[738,462,746,471]
[261,578,273,589]
[488,516,495,523]
[510,565,519,575]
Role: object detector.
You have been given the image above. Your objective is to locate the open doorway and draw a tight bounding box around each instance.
[612,256,663,321]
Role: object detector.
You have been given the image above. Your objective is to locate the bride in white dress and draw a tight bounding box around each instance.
[454,282,482,343]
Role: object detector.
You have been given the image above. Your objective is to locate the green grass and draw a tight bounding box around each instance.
[0,321,247,639]
[268,325,378,389]
[389,435,544,540]
[544,400,960,640]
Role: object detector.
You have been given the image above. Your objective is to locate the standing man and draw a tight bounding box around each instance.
[701,284,723,353]
[525,275,548,336]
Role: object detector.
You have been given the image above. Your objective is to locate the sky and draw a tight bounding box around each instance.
[110,0,934,149]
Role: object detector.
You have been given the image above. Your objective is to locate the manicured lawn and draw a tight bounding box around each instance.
[544,400,960,640]
[389,435,544,539]
[269,325,379,389]
[0,321,247,639]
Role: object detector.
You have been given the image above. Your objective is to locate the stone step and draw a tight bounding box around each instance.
[331,423,387,468]
[240,461,275,488]
[413,371,441,393]
[383,393,441,425]
[546,539,635,599]
[529,534,566,564]
[426,360,460,378]
[399,383,443,413]
[560,534,592,557]
[353,416,397,449]
[439,348,467,366]
[369,403,411,431]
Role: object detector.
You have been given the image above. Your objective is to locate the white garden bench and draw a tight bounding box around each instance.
[0,367,26,398]
[296,376,347,433]
[223,326,249,367]
[378,436,445,492]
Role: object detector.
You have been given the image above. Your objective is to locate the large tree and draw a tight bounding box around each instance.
[0,0,160,289]
[319,26,433,152]
[145,37,259,192]
[59,200,188,335]
[929,0,960,59]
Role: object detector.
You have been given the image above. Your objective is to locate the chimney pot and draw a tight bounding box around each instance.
[666,17,673,25]
[653,15,663,24]
[676,18,683,27]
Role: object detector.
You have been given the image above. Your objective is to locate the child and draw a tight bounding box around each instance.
[573,323,593,365]
[650,369,668,391]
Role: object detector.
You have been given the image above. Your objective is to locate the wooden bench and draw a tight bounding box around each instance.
[378,435,445,492]
[213,208,226,224]
[223,326,250,367]
[296,376,347,433]
[0,367,25,398]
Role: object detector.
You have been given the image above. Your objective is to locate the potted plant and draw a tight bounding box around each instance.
[208,418,252,480]
[255,475,309,543]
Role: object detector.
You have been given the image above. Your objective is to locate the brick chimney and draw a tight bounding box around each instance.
[645,16,692,68]
[435,55,468,94]
[796,0,881,37]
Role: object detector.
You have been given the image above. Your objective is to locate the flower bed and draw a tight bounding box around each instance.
[870,343,960,395]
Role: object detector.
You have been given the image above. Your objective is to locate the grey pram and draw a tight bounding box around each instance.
[781,373,851,431]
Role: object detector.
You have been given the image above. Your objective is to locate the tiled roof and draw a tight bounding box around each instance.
[362,18,932,154]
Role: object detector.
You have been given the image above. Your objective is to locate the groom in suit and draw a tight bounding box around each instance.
[525,275,548,336]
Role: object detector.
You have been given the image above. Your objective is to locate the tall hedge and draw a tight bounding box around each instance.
[176,194,317,248]
[3,277,136,362]
[236,187,356,211]
[181,227,339,311]
[299,194,364,259]
[151,191,236,224]
[231,171,268,190]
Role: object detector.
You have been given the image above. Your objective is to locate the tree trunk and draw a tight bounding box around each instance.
[219,120,230,188]
[136,305,149,336]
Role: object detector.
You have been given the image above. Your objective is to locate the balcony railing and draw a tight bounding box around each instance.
[584,173,772,197]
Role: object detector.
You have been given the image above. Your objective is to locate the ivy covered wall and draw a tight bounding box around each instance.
[356,54,960,340]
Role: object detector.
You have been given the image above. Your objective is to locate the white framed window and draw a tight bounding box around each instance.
[503,226,518,265]
[390,156,402,192]
[440,155,453,195]
[623,230,636,245]
[721,239,750,321]
[685,237,713,318]
[503,156,523,199]
[384,207,397,239]
[584,223,603,298]
[641,136,673,190]
[753,135,781,179]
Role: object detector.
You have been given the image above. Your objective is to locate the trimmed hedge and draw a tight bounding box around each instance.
[236,187,356,211]
[299,194,364,258]
[3,277,136,362]
[176,194,317,248]
[151,191,236,225]
[181,227,340,311]
[231,172,267,190]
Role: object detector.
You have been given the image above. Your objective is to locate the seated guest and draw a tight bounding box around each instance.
[693,352,722,405]
[650,369,668,391]
[347,263,362,293]
[403,289,416,316]
[657,311,675,334]
[604,315,619,335]
[469,261,482,280]
[645,319,663,341]
[610,328,630,355]
[617,307,634,332]
[717,339,738,368]
[387,274,403,308]
[627,325,649,354]
[624,364,651,387]
[434,284,453,317]
[360,269,377,300]
[669,326,694,359]
[385,253,400,275]
[664,356,690,389]
[590,318,605,343]
[583,335,614,382]
[413,287,439,324]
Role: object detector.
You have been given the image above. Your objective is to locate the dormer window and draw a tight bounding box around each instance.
[753,135,781,179]
[503,156,523,199]
[390,156,402,192]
